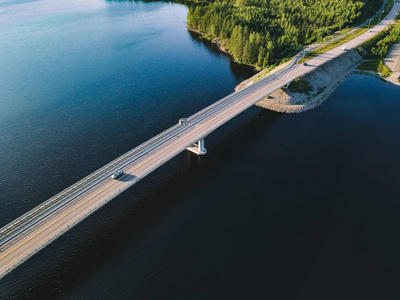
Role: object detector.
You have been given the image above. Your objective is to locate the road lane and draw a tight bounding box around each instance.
[1,1,399,279]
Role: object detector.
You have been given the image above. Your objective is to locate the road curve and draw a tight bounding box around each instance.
[1,2,399,279]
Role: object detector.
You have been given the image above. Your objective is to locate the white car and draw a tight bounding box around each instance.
[111,170,124,179]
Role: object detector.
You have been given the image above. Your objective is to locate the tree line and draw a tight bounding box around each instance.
[187,0,383,68]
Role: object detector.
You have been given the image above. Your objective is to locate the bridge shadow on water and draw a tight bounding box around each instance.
[0,107,283,299]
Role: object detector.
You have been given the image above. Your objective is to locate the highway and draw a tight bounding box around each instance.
[1,2,399,279]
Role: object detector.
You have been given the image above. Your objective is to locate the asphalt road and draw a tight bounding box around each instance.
[1,1,399,279]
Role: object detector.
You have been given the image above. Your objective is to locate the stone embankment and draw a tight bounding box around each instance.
[240,49,364,113]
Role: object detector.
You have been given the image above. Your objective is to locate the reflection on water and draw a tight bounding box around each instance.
[187,30,256,80]
[2,0,400,298]
[0,0,256,227]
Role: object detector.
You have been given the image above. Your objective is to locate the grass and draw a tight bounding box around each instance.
[252,64,276,82]
[357,60,392,78]
[299,28,367,63]
[357,60,381,71]
[378,61,392,78]
[288,78,313,94]
[361,20,400,58]
[298,0,396,63]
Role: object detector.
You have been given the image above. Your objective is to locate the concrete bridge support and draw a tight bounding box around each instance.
[186,139,207,155]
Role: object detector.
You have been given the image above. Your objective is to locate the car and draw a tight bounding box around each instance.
[342,46,347,51]
[303,62,308,66]
[111,170,124,179]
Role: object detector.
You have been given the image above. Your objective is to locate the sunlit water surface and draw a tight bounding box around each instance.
[1,0,400,299]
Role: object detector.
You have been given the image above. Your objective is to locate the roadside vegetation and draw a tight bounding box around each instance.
[301,0,395,63]
[357,60,392,77]
[187,0,383,68]
[300,28,366,62]
[361,21,400,58]
[356,17,400,79]
[288,78,313,94]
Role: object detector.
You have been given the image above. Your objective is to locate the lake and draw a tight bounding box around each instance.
[1,0,400,299]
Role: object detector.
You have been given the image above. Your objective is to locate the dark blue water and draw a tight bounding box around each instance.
[1,1,400,299]
[0,0,255,226]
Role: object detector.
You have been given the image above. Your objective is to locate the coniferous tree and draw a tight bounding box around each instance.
[187,0,383,67]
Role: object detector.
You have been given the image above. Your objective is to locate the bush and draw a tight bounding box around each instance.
[362,23,400,58]
[377,61,391,78]
[288,78,313,94]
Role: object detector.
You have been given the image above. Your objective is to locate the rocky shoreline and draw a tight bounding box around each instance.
[187,28,228,54]
[189,26,399,114]
[237,49,363,113]
[236,48,400,114]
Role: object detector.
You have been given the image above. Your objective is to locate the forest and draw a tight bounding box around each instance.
[186,0,383,68]
[362,22,400,58]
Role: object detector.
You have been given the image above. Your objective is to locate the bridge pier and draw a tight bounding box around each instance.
[186,139,207,155]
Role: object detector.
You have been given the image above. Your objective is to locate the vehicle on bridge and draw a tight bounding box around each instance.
[111,170,124,179]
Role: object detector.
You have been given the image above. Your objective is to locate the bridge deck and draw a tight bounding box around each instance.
[1,2,399,279]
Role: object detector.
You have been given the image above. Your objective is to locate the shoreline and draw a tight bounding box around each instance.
[238,49,364,113]
[188,18,399,114]
[187,27,259,70]
[253,64,400,114]
[235,48,400,114]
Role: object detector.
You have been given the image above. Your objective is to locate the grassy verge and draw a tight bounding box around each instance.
[299,0,395,63]
[252,65,277,82]
[299,28,366,63]
[288,79,313,94]
[357,60,392,78]
[357,60,381,70]
[361,20,400,58]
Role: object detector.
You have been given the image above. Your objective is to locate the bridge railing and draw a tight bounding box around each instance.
[0,122,185,246]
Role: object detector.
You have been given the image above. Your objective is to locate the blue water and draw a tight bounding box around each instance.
[0,0,254,226]
[1,1,400,299]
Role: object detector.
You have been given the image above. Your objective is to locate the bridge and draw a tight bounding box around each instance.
[1,2,399,279]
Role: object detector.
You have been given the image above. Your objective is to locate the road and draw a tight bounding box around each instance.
[1,2,399,279]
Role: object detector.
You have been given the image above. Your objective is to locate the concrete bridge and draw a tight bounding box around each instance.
[1,2,399,279]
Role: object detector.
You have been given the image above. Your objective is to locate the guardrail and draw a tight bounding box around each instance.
[1,2,396,251]
[0,122,188,247]
[0,43,314,249]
